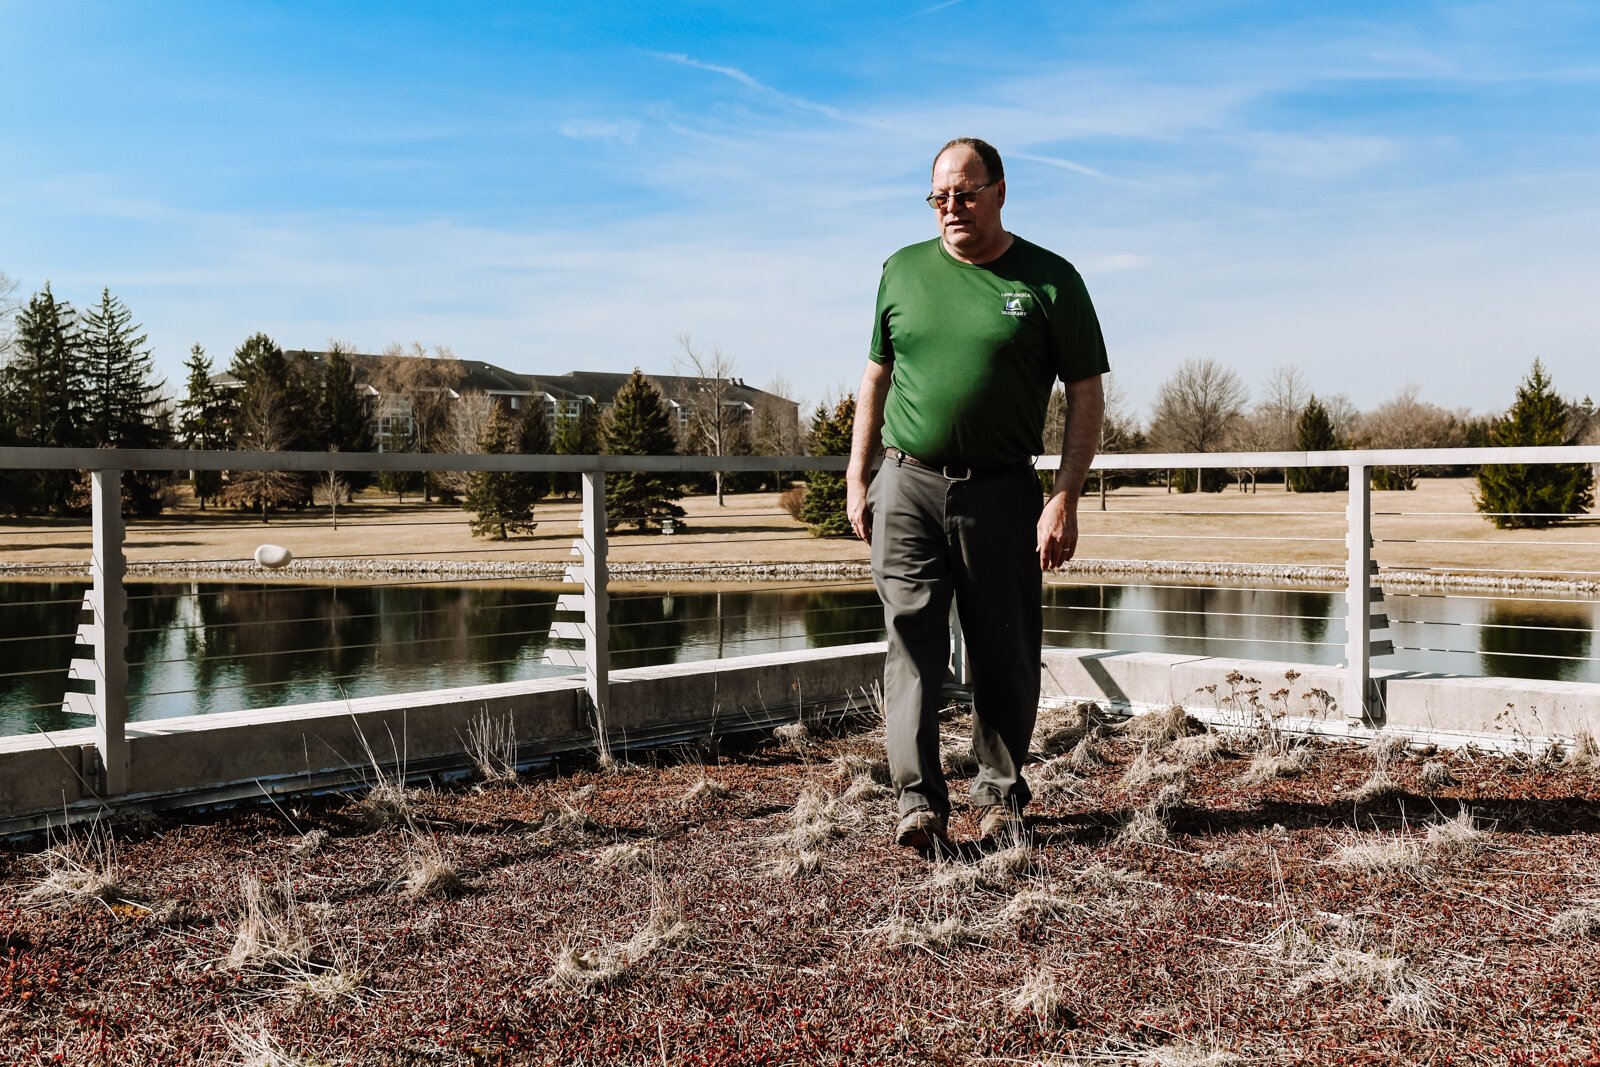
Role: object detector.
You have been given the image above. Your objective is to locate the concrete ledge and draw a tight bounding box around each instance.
[0,643,888,829]
[1384,674,1600,738]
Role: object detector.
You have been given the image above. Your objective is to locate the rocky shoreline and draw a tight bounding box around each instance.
[2,555,1597,595]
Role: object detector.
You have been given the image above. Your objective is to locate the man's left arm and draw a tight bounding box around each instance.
[1037,374,1105,571]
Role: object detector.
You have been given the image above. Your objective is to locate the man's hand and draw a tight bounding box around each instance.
[848,476,872,544]
[1036,491,1077,571]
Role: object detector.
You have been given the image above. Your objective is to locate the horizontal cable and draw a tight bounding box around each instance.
[135,657,582,702]
[1393,643,1600,665]
[1387,590,1598,608]
[613,625,886,661]
[0,594,90,610]
[2,698,86,715]
[1083,509,1345,518]
[126,596,557,637]
[128,625,560,669]
[0,665,81,681]
[124,571,584,604]
[1383,563,1600,578]
[1048,577,1340,597]
[0,631,80,646]
[1077,532,1345,544]
[1041,627,1342,650]
[1376,510,1593,519]
[1390,618,1594,636]
[1378,536,1600,549]
[1044,603,1333,624]
[608,599,882,634]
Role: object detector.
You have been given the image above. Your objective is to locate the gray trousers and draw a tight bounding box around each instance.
[869,457,1043,817]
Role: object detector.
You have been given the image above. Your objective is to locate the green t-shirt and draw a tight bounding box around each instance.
[869,235,1108,467]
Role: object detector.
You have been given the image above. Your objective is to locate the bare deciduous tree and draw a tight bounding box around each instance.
[440,390,496,499]
[375,342,466,502]
[1229,365,1310,492]
[1355,384,1465,489]
[0,270,19,358]
[224,387,307,522]
[1149,358,1248,492]
[674,334,746,506]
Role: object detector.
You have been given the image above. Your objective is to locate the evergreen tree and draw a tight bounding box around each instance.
[515,396,552,505]
[80,288,171,514]
[225,332,312,512]
[552,403,601,498]
[1475,359,1594,529]
[178,344,230,507]
[601,369,684,531]
[799,395,856,537]
[1286,396,1348,493]
[375,419,424,502]
[2,285,88,512]
[465,403,535,540]
[317,344,375,494]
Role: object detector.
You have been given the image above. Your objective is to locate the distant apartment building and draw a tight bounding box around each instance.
[240,351,798,453]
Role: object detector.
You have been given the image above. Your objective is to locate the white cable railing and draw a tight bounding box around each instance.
[2,442,1598,796]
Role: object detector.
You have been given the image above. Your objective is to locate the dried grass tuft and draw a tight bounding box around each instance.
[1168,731,1230,766]
[1348,769,1400,804]
[1140,1040,1242,1066]
[550,897,695,991]
[1151,781,1190,814]
[285,964,365,1005]
[840,775,892,804]
[1067,734,1108,771]
[1424,808,1486,860]
[1301,946,1440,1022]
[1121,750,1188,792]
[357,781,416,831]
[464,709,518,785]
[1333,835,1428,875]
[1117,704,1205,745]
[536,806,603,843]
[1030,756,1082,800]
[1550,906,1600,940]
[288,830,328,857]
[1368,732,1411,766]
[1563,731,1600,770]
[1008,968,1071,1024]
[1235,745,1314,787]
[976,845,1035,888]
[1002,888,1078,926]
[764,849,823,880]
[941,740,980,776]
[26,833,125,906]
[402,843,467,900]
[774,785,863,851]
[678,775,733,807]
[226,875,311,971]
[832,752,892,784]
[221,1020,316,1067]
[1036,701,1109,755]
[594,843,650,873]
[773,722,814,751]
[877,913,976,952]
[1116,808,1170,847]
[1418,760,1458,790]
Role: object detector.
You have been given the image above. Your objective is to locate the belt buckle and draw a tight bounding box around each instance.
[941,463,973,482]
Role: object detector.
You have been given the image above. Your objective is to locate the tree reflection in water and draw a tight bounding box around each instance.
[1479,600,1594,681]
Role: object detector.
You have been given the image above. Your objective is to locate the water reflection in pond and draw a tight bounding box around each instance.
[0,579,1595,736]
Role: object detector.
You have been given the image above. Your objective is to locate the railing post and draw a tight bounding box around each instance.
[1344,463,1373,723]
[87,468,130,795]
[581,471,610,743]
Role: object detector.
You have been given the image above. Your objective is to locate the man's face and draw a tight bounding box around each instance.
[930,146,1005,262]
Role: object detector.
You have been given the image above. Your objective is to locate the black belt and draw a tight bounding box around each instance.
[884,447,1032,482]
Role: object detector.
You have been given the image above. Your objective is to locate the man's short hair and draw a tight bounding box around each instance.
[933,137,1004,183]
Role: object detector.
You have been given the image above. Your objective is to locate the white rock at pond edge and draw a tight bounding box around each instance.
[254,544,294,569]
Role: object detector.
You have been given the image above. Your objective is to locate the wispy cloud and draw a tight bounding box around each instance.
[560,118,642,144]
[906,0,965,18]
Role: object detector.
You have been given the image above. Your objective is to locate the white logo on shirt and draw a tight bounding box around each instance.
[1001,292,1030,317]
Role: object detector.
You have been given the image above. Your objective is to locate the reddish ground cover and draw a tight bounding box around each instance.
[3,706,1600,1066]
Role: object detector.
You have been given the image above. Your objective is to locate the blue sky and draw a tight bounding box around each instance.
[3,1,1597,420]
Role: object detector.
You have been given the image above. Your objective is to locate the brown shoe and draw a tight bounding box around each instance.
[894,808,950,850]
[978,804,1026,844]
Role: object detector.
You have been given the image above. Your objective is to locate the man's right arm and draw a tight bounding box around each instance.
[846,360,892,544]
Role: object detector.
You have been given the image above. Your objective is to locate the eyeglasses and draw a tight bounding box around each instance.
[925,182,993,210]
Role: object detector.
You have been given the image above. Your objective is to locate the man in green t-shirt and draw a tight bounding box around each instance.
[846,137,1108,851]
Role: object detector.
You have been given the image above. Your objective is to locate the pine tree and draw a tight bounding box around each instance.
[79,288,171,514]
[225,332,312,513]
[178,344,230,507]
[2,285,89,512]
[465,403,535,540]
[601,369,684,531]
[552,404,600,498]
[800,395,856,536]
[1475,359,1594,529]
[317,344,375,494]
[515,396,552,505]
[1286,396,1348,493]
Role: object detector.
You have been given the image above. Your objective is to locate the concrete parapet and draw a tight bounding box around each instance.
[1040,648,1205,708]
[1384,674,1600,740]
[0,643,889,830]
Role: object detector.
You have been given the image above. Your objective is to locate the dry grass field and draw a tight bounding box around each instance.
[4,702,1600,1065]
[0,478,1595,582]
